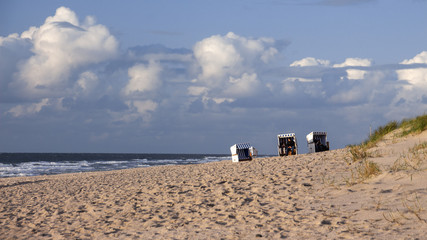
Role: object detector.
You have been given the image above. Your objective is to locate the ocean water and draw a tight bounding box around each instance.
[0,153,231,178]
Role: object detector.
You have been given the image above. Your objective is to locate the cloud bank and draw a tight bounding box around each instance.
[1,7,426,153]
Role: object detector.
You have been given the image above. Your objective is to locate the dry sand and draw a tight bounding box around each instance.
[1,130,426,239]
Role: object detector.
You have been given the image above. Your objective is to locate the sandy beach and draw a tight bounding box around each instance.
[1,130,426,239]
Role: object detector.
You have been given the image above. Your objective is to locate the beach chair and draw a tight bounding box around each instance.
[306,131,329,153]
[230,143,257,162]
[277,133,298,156]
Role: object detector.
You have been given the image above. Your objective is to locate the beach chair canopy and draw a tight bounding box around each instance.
[277,133,295,138]
[306,131,327,143]
[234,143,252,149]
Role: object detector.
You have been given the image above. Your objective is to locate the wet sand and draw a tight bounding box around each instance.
[1,130,426,239]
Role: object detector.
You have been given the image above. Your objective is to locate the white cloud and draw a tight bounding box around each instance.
[290,57,330,67]
[332,58,372,80]
[0,33,20,45]
[222,73,261,98]
[20,26,38,39]
[109,99,159,124]
[345,69,366,80]
[261,46,279,63]
[130,100,158,114]
[401,51,427,64]
[193,32,278,88]
[1,6,426,154]
[44,6,79,26]
[188,86,208,96]
[7,98,50,117]
[396,68,427,87]
[121,100,159,123]
[333,57,372,67]
[9,6,118,97]
[75,71,99,95]
[285,77,322,83]
[193,33,243,83]
[212,98,234,104]
[123,62,162,96]
[396,51,427,102]
[191,32,279,106]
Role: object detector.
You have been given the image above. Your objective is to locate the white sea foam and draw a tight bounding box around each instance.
[0,154,231,178]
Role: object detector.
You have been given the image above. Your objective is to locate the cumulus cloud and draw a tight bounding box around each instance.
[333,57,372,67]
[132,100,158,114]
[119,60,166,123]
[1,6,426,154]
[110,100,159,124]
[223,73,261,98]
[395,51,427,104]
[290,57,330,67]
[190,32,280,107]
[398,51,427,87]
[401,51,427,64]
[75,71,99,95]
[123,62,162,96]
[8,6,118,98]
[332,57,372,80]
[396,67,427,87]
[188,86,208,96]
[285,56,398,106]
[345,69,366,80]
[0,34,32,97]
[7,98,50,117]
[127,100,158,116]
[193,32,278,87]
[193,33,243,83]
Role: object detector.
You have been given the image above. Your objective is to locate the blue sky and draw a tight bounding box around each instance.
[1,0,426,154]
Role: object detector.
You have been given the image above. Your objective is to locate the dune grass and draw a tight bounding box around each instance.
[364,121,399,148]
[400,114,427,136]
[352,113,427,153]
[346,114,427,182]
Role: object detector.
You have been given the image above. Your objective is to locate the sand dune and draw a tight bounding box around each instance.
[0,130,426,239]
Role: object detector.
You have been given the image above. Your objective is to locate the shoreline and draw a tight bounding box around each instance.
[1,131,426,239]
[0,153,233,179]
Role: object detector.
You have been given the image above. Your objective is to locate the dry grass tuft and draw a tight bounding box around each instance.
[344,159,381,186]
[383,193,426,224]
[348,145,368,163]
[357,159,381,179]
[391,142,427,172]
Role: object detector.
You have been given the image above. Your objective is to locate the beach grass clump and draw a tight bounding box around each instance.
[352,114,426,150]
[349,145,369,163]
[364,120,399,148]
[391,142,427,172]
[357,159,381,180]
[400,114,427,136]
[345,159,381,186]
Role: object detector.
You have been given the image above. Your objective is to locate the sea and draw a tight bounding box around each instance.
[0,153,232,178]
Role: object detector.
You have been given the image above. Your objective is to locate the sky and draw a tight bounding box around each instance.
[1,0,427,154]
